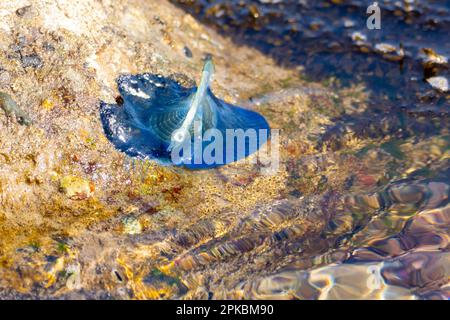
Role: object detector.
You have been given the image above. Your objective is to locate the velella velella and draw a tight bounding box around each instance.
[100,57,270,169]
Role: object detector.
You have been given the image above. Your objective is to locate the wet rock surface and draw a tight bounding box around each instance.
[0,0,448,299]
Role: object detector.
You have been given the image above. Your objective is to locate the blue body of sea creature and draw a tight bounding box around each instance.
[100,57,270,169]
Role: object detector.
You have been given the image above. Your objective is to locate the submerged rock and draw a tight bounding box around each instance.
[122,216,142,235]
[21,54,43,69]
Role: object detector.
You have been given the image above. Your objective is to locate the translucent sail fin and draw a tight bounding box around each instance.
[167,58,215,152]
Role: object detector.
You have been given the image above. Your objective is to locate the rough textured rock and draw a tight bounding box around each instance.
[0,0,303,298]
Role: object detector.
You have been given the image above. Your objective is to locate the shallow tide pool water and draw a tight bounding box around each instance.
[167,0,450,299]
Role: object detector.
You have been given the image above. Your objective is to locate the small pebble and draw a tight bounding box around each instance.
[16,5,32,17]
[351,31,367,43]
[0,71,11,86]
[375,43,397,54]
[421,48,448,65]
[0,91,32,125]
[426,76,449,92]
[183,46,193,58]
[22,54,43,69]
[43,42,56,52]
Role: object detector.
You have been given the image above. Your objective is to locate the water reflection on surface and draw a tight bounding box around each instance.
[167,0,450,300]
